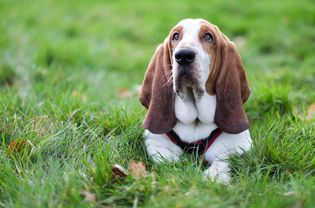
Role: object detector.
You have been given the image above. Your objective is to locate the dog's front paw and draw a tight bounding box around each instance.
[144,130,183,163]
[203,161,231,184]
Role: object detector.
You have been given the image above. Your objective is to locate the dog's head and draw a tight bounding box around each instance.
[140,19,250,134]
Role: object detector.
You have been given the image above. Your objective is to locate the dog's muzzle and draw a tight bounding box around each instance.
[175,48,195,65]
[174,50,204,99]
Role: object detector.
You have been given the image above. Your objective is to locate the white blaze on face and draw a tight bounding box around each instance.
[172,19,211,95]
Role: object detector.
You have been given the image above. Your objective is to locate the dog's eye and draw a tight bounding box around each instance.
[204,32,213,42]
[172,32,180,41]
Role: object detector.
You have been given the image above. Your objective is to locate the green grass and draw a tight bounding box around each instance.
[1,0,315,207]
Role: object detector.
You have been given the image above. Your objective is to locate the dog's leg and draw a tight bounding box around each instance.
[203,156,231,184]
[203,130,252,184]
[144,130,183,163]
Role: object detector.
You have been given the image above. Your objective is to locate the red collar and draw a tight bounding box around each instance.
[166,128,222,154]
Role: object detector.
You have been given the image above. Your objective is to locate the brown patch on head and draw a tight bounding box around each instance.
[199,20,250,133]
[198,23,220,95]
[169,25,183,51]
[199,24,215,55]
[195,21,224,95]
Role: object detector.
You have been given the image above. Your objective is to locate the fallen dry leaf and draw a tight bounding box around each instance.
[306,104,315,120]
[112,164,128,179]
[80,188,96,202]
[130,160,147,179]
[7,139,25,155]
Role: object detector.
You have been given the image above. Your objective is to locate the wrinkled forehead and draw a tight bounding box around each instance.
[173,19,217,37]
[177,19,202,37]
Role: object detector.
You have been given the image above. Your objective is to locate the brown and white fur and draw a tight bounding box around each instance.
[140,19,252,184]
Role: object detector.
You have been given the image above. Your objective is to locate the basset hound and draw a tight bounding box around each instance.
[139,19,252,184]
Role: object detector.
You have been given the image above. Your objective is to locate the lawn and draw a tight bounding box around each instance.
[0,0,315,207]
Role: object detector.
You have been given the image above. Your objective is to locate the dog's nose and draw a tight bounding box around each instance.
[175,49,195,65]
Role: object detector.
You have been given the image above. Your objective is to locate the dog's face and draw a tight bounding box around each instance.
[170,19,216,100]
[140,18,250,134]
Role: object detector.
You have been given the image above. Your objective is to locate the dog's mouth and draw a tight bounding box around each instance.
[176,66,194,86]
[174,65,204,100]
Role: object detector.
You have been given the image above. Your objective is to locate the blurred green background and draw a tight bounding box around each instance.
[1,0,314,100]
[0,0,315,207]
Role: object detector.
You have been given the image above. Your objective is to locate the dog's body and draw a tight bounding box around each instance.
[140,19,252,183]
[144,94,252,183]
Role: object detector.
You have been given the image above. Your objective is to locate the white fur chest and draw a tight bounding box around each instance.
[174,92,218,142]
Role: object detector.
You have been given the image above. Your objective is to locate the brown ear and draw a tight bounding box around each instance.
[139,40,176,134]
[213,40,250,134]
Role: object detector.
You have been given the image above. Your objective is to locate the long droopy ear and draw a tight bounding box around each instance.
[213,40,250,134]
[139,40,176,134]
